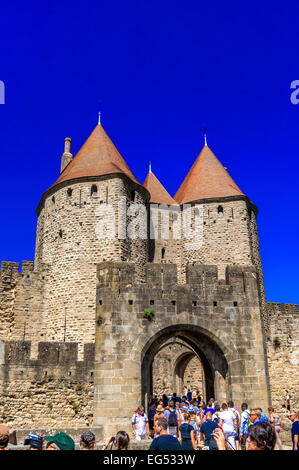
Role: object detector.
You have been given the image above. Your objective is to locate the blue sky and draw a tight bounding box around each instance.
[0,0,298,303]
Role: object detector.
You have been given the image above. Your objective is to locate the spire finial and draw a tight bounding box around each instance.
[204,127,207,146]
[149,161,152,173]
[98,103,101,126]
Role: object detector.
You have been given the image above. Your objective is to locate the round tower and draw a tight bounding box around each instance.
[174,139,265,298]
[34,121,149,355]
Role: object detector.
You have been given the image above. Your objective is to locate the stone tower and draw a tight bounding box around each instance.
[34,122,149,356]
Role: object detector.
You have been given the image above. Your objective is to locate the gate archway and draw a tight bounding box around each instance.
[141,324,228,408]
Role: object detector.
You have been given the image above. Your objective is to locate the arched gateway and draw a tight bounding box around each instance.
[141,324,228,407]
[94,262,270,440]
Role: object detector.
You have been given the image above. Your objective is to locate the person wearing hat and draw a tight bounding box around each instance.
[44,432,75,450]
[0,424,9,451]
[24,433,44,450]
[153,404,165,437]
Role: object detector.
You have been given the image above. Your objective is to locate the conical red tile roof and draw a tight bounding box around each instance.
[143,171,177,205]
[50,125,139,189]
[174,145,244,204]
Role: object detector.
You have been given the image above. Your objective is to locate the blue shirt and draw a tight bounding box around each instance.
[149,435,182,450]
[292,421,299,450]
[200,420,219,446]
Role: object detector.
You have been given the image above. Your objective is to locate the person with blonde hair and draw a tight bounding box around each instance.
[178,412,197,450]
[268,406,283,450]
[153,404,165,438]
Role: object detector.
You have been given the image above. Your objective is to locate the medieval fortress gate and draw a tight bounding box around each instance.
[0,120,298,440]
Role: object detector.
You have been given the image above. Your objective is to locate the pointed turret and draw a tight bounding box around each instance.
[143,166,177,205]
[175,145,244,204]
[51,124,140,190]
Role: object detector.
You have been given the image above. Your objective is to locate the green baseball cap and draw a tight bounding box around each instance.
[44,432,75,450]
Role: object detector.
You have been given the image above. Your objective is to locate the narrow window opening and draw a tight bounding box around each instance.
[99,300,102,305]
[59,230,63,238]
[51,196,55,203]
[69,371,72,376]
[128,300,133,305]
[171,300,176,306]
[67,188,73,197]
[213,301,217,306]
[91,184,98,196]
[218,205,223,216]
[161,248,165,259]
[150,300,155,305]
[234,301,238,306]
[192,301,197,307]
[130,190,136,202]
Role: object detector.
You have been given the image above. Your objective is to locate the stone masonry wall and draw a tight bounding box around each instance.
[33,175,148,358]
[152,342,204,397]
[94,262,270,439]
[150,198,256,285]
[0,341,95,429]
[266,302,299,412]
[0,262,45,358]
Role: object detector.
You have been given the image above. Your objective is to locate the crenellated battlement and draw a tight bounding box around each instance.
[97,262,257,291]
[96,262,259,310]
[0,340,95,367]
[266,302,299,315]
[0,260,35,278]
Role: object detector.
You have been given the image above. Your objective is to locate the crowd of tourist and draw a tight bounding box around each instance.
[0,388,298,451]
[132,389,299,451]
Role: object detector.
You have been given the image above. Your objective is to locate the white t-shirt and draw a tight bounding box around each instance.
[131,413,148,436]
[219,410,236,433]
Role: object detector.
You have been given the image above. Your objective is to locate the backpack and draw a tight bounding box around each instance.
[168,409,178,427]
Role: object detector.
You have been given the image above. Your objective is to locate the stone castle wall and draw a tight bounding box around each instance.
[0,262,46,358]
[0,175,149,358]
[150,198,259,286]
[0,340,95,429]
[94,262,270,438]
[266,302,299,413]
[152,342,204,397]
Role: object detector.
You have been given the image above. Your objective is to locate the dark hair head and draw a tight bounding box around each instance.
[156,417,167,430]
[169,400,174,408]
[249,422,276,450]
[228,401,234,408]
[80,431,95,448]
[114,431,130,450]
[222,403,228,410]
[242,403,248,409]
[214,404,220,412]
